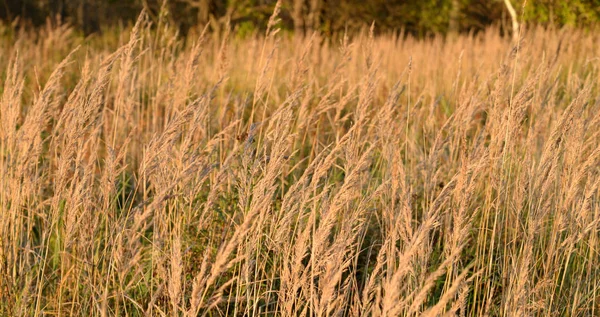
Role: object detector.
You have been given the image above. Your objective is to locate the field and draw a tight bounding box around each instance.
[1,11,600,316]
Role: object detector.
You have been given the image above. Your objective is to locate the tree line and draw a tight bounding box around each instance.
[1,0,599,37]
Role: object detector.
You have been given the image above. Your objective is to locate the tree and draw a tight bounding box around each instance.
[291,0,321,35]
[449,0,461,34]
[502,0,519,42]
[291,0,305,34]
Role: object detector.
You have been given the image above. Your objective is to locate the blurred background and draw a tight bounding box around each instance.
[0,0,599,37]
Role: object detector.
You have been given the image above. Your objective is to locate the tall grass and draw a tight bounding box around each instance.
[1,12,600,316]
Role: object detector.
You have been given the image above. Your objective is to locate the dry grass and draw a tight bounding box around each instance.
[1,10,600,316]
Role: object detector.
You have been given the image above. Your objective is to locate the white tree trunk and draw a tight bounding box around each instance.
[503,0,519,42]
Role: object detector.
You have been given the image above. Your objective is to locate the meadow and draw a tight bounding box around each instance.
[1,9,600,316]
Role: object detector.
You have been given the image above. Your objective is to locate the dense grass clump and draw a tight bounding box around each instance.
[1,10,600,317]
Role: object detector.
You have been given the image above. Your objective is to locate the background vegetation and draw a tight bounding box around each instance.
[1,1,600,316]
[2,0,600,37]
